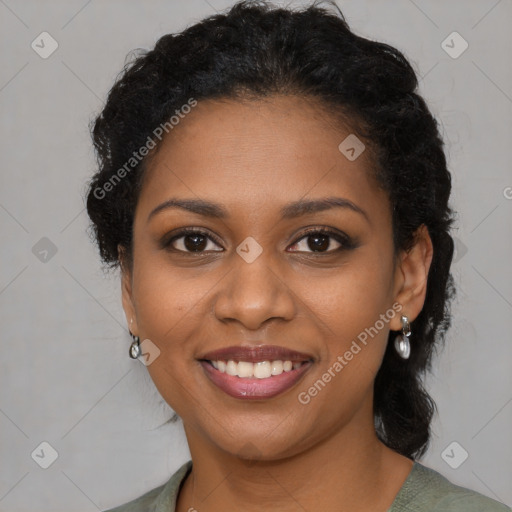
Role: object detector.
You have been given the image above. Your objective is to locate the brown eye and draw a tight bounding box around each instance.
[288,229,352,254]
[166,229,223,253]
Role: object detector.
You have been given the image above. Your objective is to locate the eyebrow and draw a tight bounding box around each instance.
[147,196,369,224]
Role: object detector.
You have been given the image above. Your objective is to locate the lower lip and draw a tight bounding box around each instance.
[200,361,312,400]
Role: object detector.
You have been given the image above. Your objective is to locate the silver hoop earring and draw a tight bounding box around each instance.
[129,334,141,359]
[394,315,411,359]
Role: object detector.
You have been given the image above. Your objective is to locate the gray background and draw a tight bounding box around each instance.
[0,0,511,510]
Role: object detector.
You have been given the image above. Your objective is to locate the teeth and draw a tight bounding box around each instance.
[270,360,283,375]
[254,361,272,379]
[237,361,254,378]
[211,359,304,378]
[226,360,238,376]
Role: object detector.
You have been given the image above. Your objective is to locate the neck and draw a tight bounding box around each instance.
[176,400,414,512]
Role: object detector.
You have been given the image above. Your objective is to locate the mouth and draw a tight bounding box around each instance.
[198,345,314,400]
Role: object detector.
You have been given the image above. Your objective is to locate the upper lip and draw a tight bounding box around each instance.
[199,345,314,363]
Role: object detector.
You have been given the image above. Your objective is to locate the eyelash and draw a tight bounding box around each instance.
[162,227,355,255]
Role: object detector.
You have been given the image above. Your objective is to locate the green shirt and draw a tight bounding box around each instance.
[103,460,511,511]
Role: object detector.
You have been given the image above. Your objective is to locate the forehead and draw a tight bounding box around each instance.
[137,95,389,223]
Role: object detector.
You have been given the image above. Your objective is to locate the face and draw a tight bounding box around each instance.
[122,95,429,461]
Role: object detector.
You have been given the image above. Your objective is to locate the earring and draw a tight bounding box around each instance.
[394,315,411,359]
[129,333,141,359]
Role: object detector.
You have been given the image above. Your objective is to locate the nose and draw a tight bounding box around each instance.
[213,249,296,331]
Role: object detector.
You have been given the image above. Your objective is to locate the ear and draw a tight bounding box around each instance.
[390,224,434,331]
[118,244,138,336]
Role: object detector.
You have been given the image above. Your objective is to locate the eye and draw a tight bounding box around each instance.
[163,227,355,255]
[287,228,352,254]
[165,228,223,253]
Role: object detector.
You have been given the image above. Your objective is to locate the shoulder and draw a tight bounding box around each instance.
[102,460,192,512]
[390,461,511,512]
[102,484,165,512]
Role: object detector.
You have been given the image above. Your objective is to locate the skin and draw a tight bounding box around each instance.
[120,95,433,511]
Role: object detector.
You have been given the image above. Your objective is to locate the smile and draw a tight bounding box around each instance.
[209,359,305,378]
[198,345,314,400]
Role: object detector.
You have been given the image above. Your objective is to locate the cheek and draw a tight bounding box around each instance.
[132,254,212,344]
[297,253,394,397]
[131,264,212,414]
[129,244,231,388]
[126,220,226,416]
[304,254,394,344]
[293,296,392,435]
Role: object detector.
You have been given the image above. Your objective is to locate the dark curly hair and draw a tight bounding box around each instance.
[85,0,456,460]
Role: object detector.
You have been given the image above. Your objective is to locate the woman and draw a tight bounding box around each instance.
[86,1,510,511]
